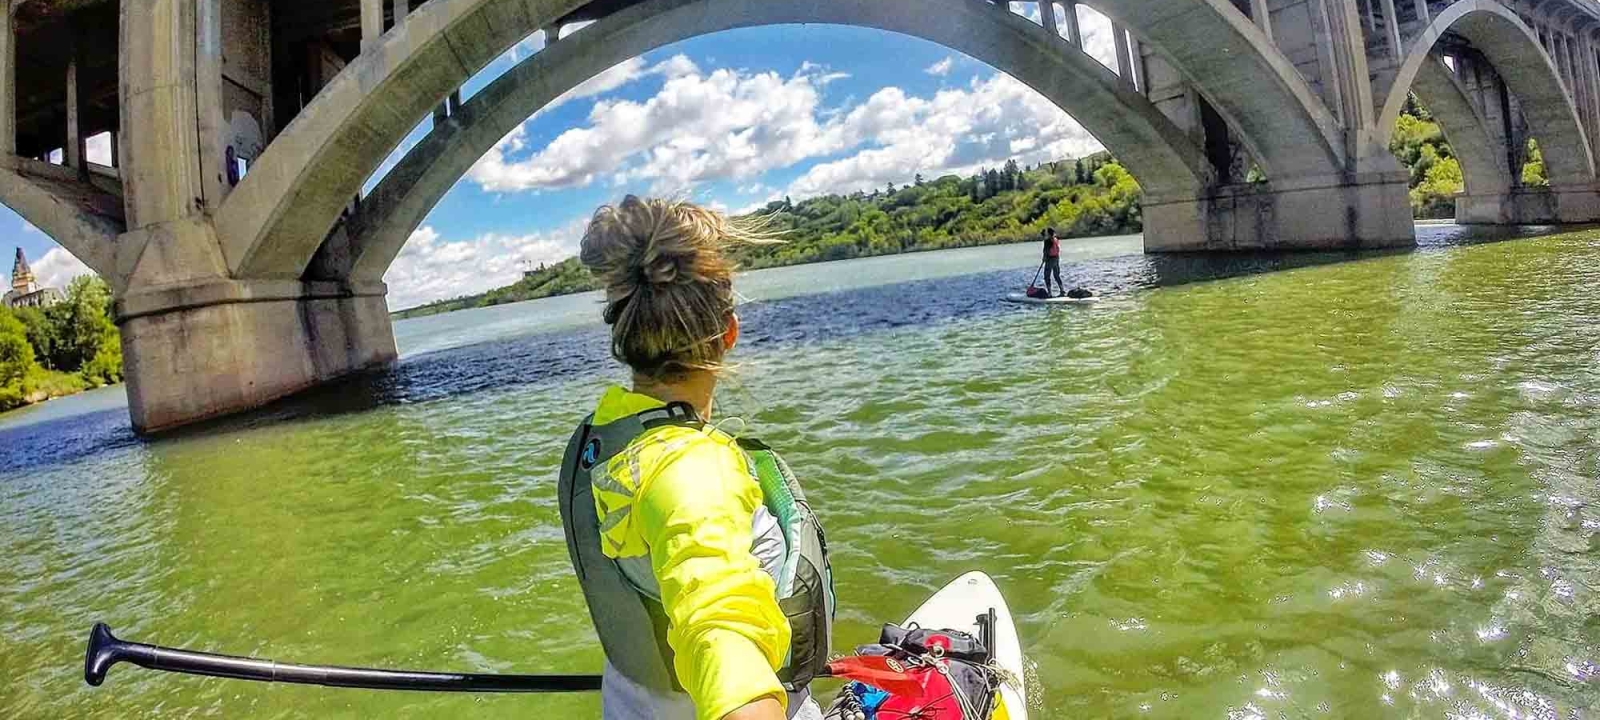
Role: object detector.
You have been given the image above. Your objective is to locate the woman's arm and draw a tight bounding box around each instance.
[638,437,792,720]
[725,697,786,720]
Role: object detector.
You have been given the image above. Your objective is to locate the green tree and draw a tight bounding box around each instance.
[80,326,124,386]
[1389,97,1464,217]
[11,305,57,369]
[1390,111,1447,184]
[1003,159,1022,190]
[1094,161,1136,192]
[0,308,37,410]
[47,275,119,374]
[1522,139,1548,186]
[1411,156,1464,219]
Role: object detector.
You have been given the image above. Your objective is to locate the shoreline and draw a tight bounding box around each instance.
[390,233,1090,319]
[0,371,121,417]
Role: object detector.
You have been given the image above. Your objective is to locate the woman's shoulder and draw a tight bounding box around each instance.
[638,424,744,467]
[635,426,757,499]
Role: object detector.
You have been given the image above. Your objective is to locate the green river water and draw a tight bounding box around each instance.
[1,229,1596,718]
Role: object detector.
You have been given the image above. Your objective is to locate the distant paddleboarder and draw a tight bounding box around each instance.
[1016,227,1093,303]
[1041,227,1065,297]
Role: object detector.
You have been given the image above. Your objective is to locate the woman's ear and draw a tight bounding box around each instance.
[723,312,740,353]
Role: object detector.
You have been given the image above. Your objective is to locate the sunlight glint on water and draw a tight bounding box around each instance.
[1,229,1596,718]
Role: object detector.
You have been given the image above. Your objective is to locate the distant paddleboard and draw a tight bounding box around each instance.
[1004,292,1097,306]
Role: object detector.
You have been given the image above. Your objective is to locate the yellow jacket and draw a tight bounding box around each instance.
[590,386,791,720]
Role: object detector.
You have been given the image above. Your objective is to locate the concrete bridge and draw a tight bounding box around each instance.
[1,0,1596,432]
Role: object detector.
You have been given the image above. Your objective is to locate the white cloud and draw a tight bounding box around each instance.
[785,72,1102,198]
[465,55,685,193]
[366,47,654,195]
[562,20,596,37]
[31,246,94,288]
[1075,6,1120,74]
[1010,2,1041,24]
[653,54,701,80]
[468,56,854,195]
[563,57,655,104]
[382,221,587,309]
[925,57,954,77]
[465,47,1106,205]
[85,132,113,166]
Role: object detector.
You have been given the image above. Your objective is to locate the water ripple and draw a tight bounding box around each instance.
[3,231,1599,717]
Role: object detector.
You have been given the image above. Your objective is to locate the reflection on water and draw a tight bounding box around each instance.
[1,227,1596,718]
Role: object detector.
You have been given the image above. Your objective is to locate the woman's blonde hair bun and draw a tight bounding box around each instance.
[579,196,778,378]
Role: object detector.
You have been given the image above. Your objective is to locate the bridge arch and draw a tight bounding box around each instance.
[341,0,1217,281]
[1405,58,1512,197]
[1084,0,1345,181]
[1376,0,1594,187]
[216,0,1348,281]
[0,165,121,286]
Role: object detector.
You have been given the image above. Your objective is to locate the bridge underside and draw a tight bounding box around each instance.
[1371,0,1600,224]
[9,0,1600,431]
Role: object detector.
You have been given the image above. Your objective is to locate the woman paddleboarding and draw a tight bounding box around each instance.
[559,196,835,720]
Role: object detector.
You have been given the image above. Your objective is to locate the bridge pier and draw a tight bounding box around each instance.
[1455,183,1600,224]
[117,276,395,434]
[1144,171,1415,252]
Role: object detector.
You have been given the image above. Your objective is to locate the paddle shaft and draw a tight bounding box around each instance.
[1028,260,1044,289]
[84,623,602,693]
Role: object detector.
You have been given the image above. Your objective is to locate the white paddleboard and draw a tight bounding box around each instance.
[1004,292,1097,306]
[903,572,1027,720]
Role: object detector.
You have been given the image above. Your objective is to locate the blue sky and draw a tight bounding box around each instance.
[4,5,1122,309]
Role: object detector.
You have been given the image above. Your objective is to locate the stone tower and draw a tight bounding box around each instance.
[10,248,36,295]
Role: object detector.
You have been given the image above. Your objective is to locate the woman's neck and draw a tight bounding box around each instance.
[632,370,717,420]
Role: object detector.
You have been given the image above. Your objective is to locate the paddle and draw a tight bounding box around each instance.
[83,623,603,693]
[1026,260,1044,291]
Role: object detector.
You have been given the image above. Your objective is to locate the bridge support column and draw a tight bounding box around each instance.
[360,0,382,49]
[0,0,12,157]
[115,271,396,434]
[1455,183,1600,224]
[1143,171,1414,251]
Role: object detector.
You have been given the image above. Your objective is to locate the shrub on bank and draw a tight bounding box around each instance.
[0,275,122,411]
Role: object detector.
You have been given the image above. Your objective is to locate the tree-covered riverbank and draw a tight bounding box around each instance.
[394,108,1532,320]
[393,153,1140,318]
[0,276,122,412]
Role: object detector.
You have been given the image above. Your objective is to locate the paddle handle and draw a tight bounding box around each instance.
[84,623,602,693]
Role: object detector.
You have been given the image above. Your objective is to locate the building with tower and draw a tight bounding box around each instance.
[4,248,64,309]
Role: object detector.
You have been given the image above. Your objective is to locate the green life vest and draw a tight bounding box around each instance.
[557,402,835,693]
